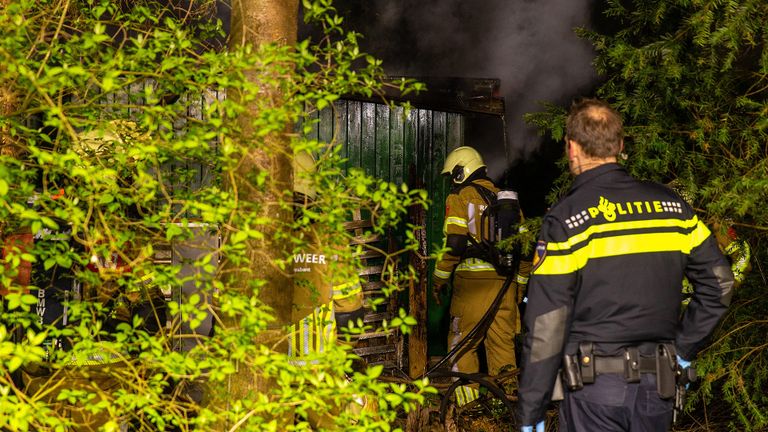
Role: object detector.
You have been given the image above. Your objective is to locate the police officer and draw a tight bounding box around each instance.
[517,98,734,432]
[433,146,529,406]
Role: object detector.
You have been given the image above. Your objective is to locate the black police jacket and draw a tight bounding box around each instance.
[517,163,733,425]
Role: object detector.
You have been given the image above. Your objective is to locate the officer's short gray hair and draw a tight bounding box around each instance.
[566,98,624,158]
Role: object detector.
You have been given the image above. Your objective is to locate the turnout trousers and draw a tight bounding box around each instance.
[560,373,674,432]
[448,272,519,376]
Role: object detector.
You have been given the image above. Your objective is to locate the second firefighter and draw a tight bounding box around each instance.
[433,146,530,406]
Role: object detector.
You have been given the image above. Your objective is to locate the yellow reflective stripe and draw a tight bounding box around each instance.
[434,268,452,279]
[319,305,335,353]
[725,241,751,277]
[689,221,711,249]
[457,258,495,272]
[288,304,337,359]
[516,274,529,285]
[445,216,468,229]
[67,348,122,366]
[547,217,706,251]
[537,230,708,276]
[454,385,479,407]
[724,241,741,256]
[332,282,362,299]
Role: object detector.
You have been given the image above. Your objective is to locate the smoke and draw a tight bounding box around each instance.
[332,0,598,174]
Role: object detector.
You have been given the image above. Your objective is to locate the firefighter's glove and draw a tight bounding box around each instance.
[521,421,545,432]
[432,281,447,305]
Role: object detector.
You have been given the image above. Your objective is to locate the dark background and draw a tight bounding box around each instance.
[304,0,603,215]
[214,0,604,214]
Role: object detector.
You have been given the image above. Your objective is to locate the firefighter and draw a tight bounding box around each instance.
[517,98,733,432]
[667,180,752,303]
[288,151,365,361]
[432,146,530,407]
[711,220,751,288]
[19,122,166,431]
[18,190,129,431]
[288,151,370,429]
[680,220,751,306]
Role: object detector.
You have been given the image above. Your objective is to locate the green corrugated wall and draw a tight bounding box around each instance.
[305,99,464,356]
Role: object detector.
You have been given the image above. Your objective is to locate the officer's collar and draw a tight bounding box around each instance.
[571,162,625,190]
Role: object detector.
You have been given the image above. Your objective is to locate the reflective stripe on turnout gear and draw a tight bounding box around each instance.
[445,216,468,229]
[434,268,452,280]
[433,178,499,282]
[288,303,335,361]
[331,281,362,300]
[456,257,496,273]
[67,345,124,366]
[724,239,751,285]
[454,385,480,407]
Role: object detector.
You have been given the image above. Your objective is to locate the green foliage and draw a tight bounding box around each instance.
[526,1,768,429]
[0,0,431,430]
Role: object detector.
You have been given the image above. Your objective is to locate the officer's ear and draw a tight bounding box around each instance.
[566,138,578,158]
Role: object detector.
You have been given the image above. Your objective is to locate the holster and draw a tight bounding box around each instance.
[562,353,583,391]
[656,343,677,399]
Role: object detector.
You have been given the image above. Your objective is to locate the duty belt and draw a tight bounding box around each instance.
[563,344,663,390]
[594,355,657,375]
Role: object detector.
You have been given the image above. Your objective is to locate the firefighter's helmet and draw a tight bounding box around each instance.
[293,150,317,200]
[75,120,143,158]
[442,146,486,184]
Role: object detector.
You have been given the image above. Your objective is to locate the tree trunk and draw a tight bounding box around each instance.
[219,0,298,412]
[228,0,297,327]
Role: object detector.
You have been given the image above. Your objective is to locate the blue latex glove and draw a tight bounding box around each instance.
[521,421,545,432]
[677,355,692,389]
